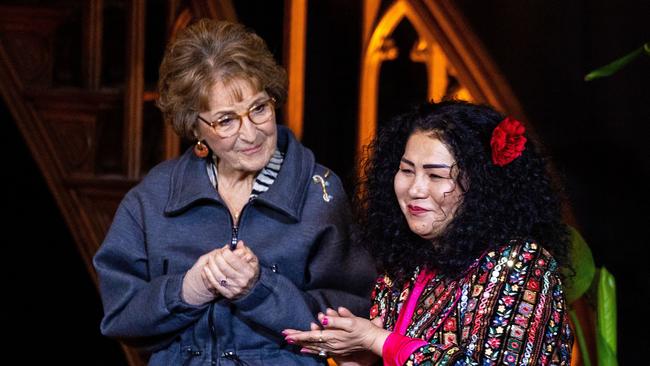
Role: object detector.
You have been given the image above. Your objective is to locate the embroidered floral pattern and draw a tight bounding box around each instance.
[369,240,573,365]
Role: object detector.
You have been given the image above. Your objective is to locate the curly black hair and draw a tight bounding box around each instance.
[356,100,569,280]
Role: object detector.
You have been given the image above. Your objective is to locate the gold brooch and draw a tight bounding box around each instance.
[312,169,332,202]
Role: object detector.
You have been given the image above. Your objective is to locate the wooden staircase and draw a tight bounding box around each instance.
[0,1,235,364]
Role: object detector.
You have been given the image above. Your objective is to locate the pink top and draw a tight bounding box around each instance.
[382,269,435,366]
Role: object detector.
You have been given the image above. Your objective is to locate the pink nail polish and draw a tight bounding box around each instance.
[321,317,329,326]
[286,338,295,344]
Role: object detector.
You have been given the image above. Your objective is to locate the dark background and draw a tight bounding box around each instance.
[2,1,648,364]
[456,2,650,363]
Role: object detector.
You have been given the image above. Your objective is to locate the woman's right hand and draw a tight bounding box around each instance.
[322,308,382,366]
[283,307,388,359]
[202,240,260,300]
[181,242,258,305]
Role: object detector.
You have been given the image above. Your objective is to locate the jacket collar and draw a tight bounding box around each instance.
[164,125,313,222]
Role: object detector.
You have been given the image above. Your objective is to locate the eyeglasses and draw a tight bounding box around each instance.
[197,97,276,138]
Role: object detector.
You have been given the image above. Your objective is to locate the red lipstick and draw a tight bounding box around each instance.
[407,204,429,215]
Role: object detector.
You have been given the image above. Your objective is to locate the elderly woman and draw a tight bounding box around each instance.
[284,101,573,365]
[93,19,375,365]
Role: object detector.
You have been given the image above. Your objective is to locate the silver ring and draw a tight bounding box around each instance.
[318,349,327,358]
[219,278,228,287]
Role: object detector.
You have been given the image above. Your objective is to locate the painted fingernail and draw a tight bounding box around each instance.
[321,317,329,326]
[286,338,295,344]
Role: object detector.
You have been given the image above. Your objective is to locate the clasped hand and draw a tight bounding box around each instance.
[182,240,259,305]
[283,307,388,365]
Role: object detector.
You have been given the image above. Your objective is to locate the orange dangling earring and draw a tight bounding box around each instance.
[193,140,209,158]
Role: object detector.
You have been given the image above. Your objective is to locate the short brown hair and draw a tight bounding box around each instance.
[157,19,287,139]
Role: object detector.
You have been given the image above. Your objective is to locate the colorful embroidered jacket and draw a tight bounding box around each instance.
[370,240,573,365]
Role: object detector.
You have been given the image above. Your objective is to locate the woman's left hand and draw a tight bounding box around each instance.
[283,307,389,358]
[203,240,260,300]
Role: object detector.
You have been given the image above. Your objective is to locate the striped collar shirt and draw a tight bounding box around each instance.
[206,148,284,199]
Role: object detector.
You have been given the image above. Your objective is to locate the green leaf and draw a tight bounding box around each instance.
[564,226,596,303]
[597,335,618,366]
[569,309,593,366]
[584,42,649,81]
[597,267,618,365]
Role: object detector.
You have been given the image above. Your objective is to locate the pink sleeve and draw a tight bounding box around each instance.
[382,332,429,366]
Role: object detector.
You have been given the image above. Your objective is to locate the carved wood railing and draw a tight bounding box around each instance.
[0,1,237,365]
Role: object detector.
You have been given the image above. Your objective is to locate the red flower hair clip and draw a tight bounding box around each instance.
[490,117,527,166]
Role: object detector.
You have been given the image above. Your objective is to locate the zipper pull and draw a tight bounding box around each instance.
[230,225,239,250]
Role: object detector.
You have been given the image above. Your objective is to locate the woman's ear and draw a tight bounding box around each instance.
[192,123,201,141]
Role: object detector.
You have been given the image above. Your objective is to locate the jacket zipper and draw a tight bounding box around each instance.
[210,200,253,364]
[229,199,252,249]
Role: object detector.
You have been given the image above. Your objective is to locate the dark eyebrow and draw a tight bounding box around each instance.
[400,158,415,166]
[423,163,452,169]
[401,158,451,169]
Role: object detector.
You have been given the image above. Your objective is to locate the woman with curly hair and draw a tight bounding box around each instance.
[284,100,573,365]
